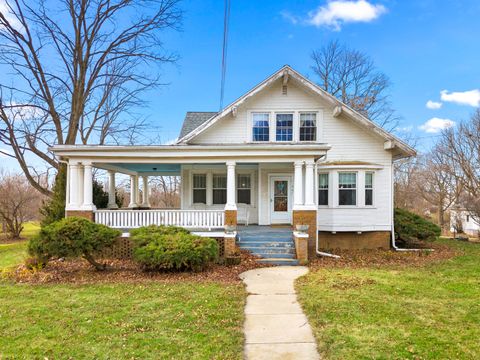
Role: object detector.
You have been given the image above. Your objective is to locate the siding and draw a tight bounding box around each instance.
[185,77,394,232]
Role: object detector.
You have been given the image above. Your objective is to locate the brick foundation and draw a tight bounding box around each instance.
[292,209,317,260]
[224,209,237,227]
[224,234,237,257]
[318,231,391,250]
[65,210,94,221]
[293,233,308,265]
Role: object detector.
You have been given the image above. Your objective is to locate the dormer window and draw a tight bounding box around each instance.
[276,113,293,141]
[252,113,270,142]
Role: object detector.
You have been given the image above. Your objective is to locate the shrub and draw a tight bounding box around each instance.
[131,225,219,272]
[395,208,441,242]
[28,217,121,270]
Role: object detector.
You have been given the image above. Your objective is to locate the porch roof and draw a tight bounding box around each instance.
[52,143,329,161]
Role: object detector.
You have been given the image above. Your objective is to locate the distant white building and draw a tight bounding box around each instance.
[450,208,480,236]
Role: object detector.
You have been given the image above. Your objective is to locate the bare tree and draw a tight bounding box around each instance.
[440,110,480,224]
[149,176,180,208]
[416,145,462,231]
[0,0,182,196]
[311,40,398,130]
[0,171,44,239]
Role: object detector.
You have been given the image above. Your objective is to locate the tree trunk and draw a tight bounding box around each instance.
[83,252,107,271]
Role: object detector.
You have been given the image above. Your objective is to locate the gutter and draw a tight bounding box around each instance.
[314,156,340,259]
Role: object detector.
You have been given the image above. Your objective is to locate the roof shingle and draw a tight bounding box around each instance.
[178,112,217,140]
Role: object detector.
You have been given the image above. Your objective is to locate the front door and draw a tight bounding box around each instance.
[270,176,292,224]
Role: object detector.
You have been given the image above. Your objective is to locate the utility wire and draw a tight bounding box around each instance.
[219,0,231,111]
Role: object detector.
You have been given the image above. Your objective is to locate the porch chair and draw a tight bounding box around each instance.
[237,204,250,226]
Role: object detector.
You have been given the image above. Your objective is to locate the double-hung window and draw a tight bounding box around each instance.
[365,172,373,206]
[212,174,227,204]
[252,113,270,142]
[338,172,357,206]
[318,173,329,206]
[237,174,251,204]
[300,113,317,141]
[276,114,293,141]
[192,174,206,204]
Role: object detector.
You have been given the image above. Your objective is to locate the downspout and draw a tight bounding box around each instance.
[390,159,434,252]
[315,155,340,259]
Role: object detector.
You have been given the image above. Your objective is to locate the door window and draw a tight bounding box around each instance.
[273,180,288,212]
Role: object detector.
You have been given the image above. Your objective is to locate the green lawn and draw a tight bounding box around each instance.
[297,239,480,359]
[0,222,39,270]
[0,222,246,359]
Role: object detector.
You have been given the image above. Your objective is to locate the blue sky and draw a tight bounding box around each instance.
[148,0,480,149]
[2,0,480,169]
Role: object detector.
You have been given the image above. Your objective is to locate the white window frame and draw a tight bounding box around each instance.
[299,112,318,142]
[338,171,357,207]
[318,172,329,207]
[251,112,270,142]
[237,173,252,205]
[365,171,374,207]
[192,173,207,205]
[275,112,294,142]
[212,173,227,205]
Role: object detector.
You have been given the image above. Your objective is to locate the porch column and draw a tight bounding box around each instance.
[141,176,150,208]
[82,161,95,210]
[78,164,84,207]
[136,175,141,207]
[107,171,118,209]
[304,160,315,207]
[293,160,304,208]
[68,162,80,208]
[226,161,236,210]
[224,161,237,229]
[128,175,138,208]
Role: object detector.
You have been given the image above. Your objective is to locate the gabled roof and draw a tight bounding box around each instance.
[177,65,416,159]
[178,112,217,139]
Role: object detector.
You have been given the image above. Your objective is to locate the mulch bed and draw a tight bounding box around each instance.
[310,240,460,269]
[6,251,267,285]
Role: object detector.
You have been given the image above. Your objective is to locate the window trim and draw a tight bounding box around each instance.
[318,172,329,207]
[251,112,270,142]
[365,171,374,207]
[237,174,252,205]
[338,171,357,207]
[299,112,317,142]
[212,174,227,205]
[275,112,294,142]
[192,173,207,204]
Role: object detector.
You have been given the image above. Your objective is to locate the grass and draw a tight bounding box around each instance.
[0,282,245,359]
[0,221,246,359]
[297,239,480,359]
[0,222,40,270]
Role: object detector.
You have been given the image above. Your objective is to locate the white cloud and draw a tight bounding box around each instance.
[426,100,442,109]
[397,125,413,133]
[307,0,387,30]
[419,118,455,133]
[0,147,13,158]
[440,89,480,107]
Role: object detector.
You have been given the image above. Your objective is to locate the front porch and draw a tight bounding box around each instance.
[53,144,327,259]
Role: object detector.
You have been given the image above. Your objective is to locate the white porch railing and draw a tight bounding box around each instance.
[94,209,225,229]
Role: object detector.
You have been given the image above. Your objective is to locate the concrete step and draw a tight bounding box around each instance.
[257,258,300,266]
[237,241,295,249]
[237,237,293,243]
[251,252,296,259]
[240,246,296,254]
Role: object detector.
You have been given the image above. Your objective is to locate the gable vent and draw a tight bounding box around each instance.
[282,85,288,95]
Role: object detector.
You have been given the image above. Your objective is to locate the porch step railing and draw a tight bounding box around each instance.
[94,209,225,229]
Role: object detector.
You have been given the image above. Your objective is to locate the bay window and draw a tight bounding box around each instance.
[318,173,329,206]
[365,172,373,206]
[338,172,357,206]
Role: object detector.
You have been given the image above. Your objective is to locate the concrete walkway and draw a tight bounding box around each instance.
[239,266,320,360]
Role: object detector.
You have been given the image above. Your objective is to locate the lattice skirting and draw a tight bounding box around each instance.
[97,237,226,260]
